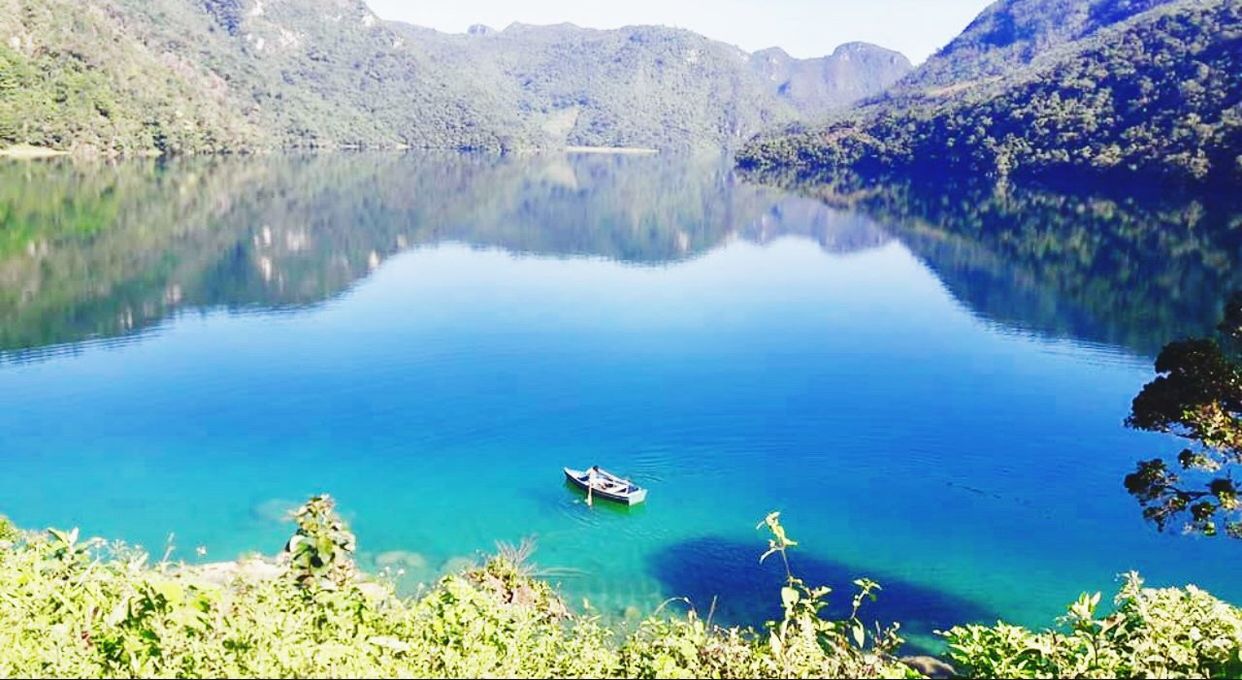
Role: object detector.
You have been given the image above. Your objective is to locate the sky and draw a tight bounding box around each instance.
[365,0,995,64]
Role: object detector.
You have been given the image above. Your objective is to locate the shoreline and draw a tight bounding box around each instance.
[0,145,69,159]
[564,145,659,155]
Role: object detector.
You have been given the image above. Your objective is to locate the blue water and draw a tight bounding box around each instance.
[0,153,1237,650]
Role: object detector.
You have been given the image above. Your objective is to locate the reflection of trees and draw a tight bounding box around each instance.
[7,157,1236,362]
[742,169,1242,357]
[0,154,880,358]
[1124,292,1242,539]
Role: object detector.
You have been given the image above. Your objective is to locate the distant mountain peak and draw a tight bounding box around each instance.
[502,21,583,34]
[753,46,792,63]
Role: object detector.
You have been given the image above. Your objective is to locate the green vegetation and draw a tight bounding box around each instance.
[1125,291,1242,538]
[0,0,909,155]
[1,498,1240,678]
[0,0,532,155]
[396,23,911,151]
[738,0,1241,185]
[943,574,1242,678]
[884,0,1174,98]
[0,0,258,156]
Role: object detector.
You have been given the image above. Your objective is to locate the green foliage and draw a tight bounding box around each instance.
[889,0,1174,97]
[397,24,911,151]
[0,498,916,678]
[1125,292,1242,538]
[1,498,1240,677]
[284,494,357,589]
[753,512,912,678]
[943,572,1242,678]
[0,0,521,155]
[738,0,1241,185]
[0,0,909,155]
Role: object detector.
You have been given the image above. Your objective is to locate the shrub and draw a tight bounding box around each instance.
[1,498,1239,678]
[942,572,1242,678]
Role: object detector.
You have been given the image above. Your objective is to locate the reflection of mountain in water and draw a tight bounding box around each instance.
[743,169,1242,357]
[0,153,882,359]
[2,155,1238,361]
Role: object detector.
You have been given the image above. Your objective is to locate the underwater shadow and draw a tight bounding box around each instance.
[648,536,999,652]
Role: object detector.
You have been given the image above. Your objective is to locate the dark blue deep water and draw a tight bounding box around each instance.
[1,153,1238,649]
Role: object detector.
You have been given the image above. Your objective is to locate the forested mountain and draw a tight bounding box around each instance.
[887,0,1174,97]
[0,0,910,156]
[738,0,1241,185]
[395,22,911,151]
[0,0,528,154]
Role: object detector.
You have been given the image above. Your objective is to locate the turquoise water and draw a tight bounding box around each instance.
[0,154,1238,650]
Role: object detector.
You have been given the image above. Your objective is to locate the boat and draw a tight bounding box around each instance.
[563,466,647,505]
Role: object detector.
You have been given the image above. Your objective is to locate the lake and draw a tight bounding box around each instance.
[1,153,1238,650]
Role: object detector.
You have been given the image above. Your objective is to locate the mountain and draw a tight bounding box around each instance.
[0,0,529,155]
[738,0,1242,185]
[0,0,912,156]
[391,21,912,151]
[750,43,912,112]
[889,0,1173,96]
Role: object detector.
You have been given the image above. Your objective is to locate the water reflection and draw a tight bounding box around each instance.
[740,169,1242,356]
[2,154,1238,361]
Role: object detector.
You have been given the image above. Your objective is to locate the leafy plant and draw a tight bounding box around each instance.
[283,494,357,589]
[1,498,1239,678]
[943,572,1242,678]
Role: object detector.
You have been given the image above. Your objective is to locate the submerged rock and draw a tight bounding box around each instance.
[250,498,299,525]
[187,557,284,586]
[374,550,428,570]
[901,655,956,679]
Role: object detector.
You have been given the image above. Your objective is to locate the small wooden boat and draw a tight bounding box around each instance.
[564,466,647,505]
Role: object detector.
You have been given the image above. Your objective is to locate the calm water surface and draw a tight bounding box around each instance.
[1,154,1238,649]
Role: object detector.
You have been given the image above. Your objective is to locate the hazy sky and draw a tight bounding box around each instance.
[365,0,995,64]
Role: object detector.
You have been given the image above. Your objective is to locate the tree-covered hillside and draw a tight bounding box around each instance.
[738,0,1241,185]
[0,0,530,155]
[0,0,910,155]
[393,22,911,151]
[887,0,1175,97]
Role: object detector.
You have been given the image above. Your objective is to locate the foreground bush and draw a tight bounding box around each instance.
[943,574,1242,678]
[0,499,1238,678]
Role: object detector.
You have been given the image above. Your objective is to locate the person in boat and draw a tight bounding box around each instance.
[587,466,623,493]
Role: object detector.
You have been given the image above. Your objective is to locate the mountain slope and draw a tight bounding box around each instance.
[0,0,531,154]
[750,42,912,113]
[0,0,912,155]
[890,0,1174,97]
[393,22,912,151]
[738,0,1241,185]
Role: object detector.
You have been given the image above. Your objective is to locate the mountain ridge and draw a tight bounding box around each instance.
[737,0,1241,185]
[0,0,911,156]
